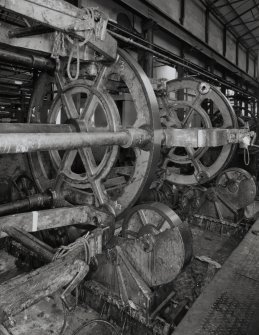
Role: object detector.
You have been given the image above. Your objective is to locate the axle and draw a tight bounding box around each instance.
[0,123,253,154]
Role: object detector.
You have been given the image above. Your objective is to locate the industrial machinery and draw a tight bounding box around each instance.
[0,1,257,335]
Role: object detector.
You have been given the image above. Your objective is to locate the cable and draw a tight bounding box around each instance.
[72,319,119,335]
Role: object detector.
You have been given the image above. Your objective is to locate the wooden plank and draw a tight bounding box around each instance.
[0,22,58,55]
[0,258,88,321]
[0,22,98,64]
[0,205,112,238]
[0,0,117,61]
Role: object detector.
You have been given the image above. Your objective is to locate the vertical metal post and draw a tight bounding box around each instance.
[142,19,155,78]
[205,7,210,44]
[223,25,227,57]
[179,0,185,25]
[246,49,250,73]
[236,40,239,67]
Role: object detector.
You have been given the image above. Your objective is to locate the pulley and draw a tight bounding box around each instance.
[162,78,238,185]
[181,167,256,229]
[122,202,193,286]
[27,49,161,217]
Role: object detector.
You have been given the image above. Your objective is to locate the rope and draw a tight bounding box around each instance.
[53,232,91,263]
[65,8,95,81]
[51,7,107,81]
[55,233,91,335]
[244,147,250,166]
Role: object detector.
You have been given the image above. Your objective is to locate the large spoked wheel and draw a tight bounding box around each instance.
[28,49,161,217]
[163,79,238,185]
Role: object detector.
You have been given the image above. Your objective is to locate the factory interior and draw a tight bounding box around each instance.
[0,0,259,334]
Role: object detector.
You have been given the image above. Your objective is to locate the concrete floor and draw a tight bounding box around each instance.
[174,220,259,335]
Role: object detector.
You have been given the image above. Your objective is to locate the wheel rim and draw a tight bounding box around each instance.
[164,78,238,185]
[28,49,161,217]
[122,202,193,265]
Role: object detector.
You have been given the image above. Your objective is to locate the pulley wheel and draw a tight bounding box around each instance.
[164,78,238,185]
[122,202,193,265]
[216,167,256,210]
[28,49,161,217]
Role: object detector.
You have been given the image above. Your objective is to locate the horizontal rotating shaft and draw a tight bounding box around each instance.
[0,123,253,154]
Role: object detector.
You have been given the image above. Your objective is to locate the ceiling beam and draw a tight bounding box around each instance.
[226,3,259,25]
[215,0,244,9]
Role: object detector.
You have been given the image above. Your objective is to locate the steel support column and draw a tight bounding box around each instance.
[142,19,155,77]
[223,25,227,57]
[236,40,239,67]
[179,0,185,25]
[205,7,210,44]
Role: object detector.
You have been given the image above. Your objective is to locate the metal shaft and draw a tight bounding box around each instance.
[0,129,150,154]
[0,125,250,154]
[0,193,52,216]
[0,49,55,72]
[0,123,74,134]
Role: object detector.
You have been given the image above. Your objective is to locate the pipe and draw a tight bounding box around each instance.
[0,49,55,72]
[0,129,150,154]
[0,193,52,216]
[3,226,54,262]
[109,29,257,98]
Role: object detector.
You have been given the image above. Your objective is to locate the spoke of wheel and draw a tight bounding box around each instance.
[94,65,108,90]
[54,72,79,119]
[162,97,182,128]
[57,150,78,174]
[79,148,108,206]
[186,147,207,176]
[124,230,139,238]
[79,147,97,176]
[223,172,231,181]
[137,210,149,226]
[54,71,65,92]
[169,109,182,128]
[157,219,167,230]
[168,147,177,158]
[80,92,99,122]
[182,93,203,127]
[60,92,80,119]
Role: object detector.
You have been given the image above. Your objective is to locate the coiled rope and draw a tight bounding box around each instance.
[51,7,107,81]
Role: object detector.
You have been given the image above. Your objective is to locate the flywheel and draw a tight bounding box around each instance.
[28,49,161,217]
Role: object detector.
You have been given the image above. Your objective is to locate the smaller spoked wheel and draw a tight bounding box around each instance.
[122,202,193,285]
[122,202,193,263]
[216,168,256,210]
[122,202,182,238]
[163,78,238,185]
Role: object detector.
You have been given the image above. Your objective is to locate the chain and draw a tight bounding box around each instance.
[194,214,239,228]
